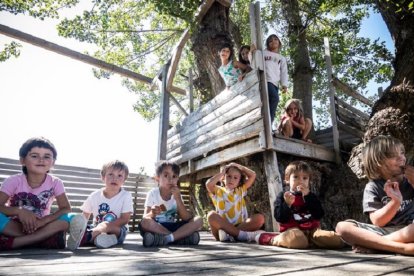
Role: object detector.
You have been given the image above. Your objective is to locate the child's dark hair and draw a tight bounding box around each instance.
[238,45,250,65]
[101,160,129,179]
[156,160,180,177]
[265,34,282,50]
[19,137,57,175]
[284,161,312,181]
[219,43,234,61]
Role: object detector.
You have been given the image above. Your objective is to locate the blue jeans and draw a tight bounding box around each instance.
[267,82,279,123]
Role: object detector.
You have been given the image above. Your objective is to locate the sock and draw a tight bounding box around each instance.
[164,233,174,244]
[237,231,248,241]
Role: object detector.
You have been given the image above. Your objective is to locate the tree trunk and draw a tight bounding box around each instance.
[190,2,232,103]
[280,0,313,121]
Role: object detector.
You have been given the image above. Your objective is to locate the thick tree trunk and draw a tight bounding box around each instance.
[280,0,313,120]
[376,1,414,86]
[190,2,232,103]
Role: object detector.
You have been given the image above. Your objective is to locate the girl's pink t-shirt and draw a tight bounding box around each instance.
[0,173,65,218]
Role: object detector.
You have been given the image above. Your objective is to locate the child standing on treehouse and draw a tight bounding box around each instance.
[79,160,133,249]
[206,162,265,242]
[238,45,251,66]
[256,161,343,249]
[336,135,414,255]
[218,43,251,90]
[278,99,313,142]
[251,34,288,124]
[140,161,202,247]
[0,137,86,251]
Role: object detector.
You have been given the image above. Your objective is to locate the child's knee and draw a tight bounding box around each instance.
[272,228,308,249]
[139,217,154,231]
[335,221,353,235]
[0,212,11,234]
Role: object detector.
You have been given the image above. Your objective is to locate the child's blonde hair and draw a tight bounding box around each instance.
[101,160,129,179]
[362,135,405,180]
[223,165,246,187]
[284,160,312,182]
[284,98,304,118]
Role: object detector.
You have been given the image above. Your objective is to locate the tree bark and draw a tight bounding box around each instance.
[280,0,313,121]
[190,2,232,103]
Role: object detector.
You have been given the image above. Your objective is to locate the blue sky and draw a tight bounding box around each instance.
[0,6,394,174]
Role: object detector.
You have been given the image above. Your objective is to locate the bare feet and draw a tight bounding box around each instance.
[352,245,379,254]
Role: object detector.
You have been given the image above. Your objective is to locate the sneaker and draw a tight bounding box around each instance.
[174,231,200,246]
[38,231,66,249]
[0,234,14,251]
[142,232,166,247]
[67,214,88,251]
[94,233,118,249]
[246,230,265,242]
[218,229,235,242]
[255,232,279,245]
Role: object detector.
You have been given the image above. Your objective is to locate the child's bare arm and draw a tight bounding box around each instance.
[82,212,92,221]
[172,187,193,221]
[405,165,414,187]
[291,116,306,131]
[206,170,225,194]
[369,180,402,226]
[110,212,131,227]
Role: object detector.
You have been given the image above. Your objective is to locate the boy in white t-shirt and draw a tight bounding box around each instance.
[80,160,133,249]
[140,161,202,247]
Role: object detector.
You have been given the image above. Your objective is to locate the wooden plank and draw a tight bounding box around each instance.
[332,76,373,106]
[324,37,341,164]
[0,24,186,95]
[157,64,170,161]
[169,119,263,164]
[167,82,261,151]
[179,138,263,176]
[272,135,337,162]
[335,97,370,121]
[167,71,259,139]
[338,121,365,138]
[188,68,194,113]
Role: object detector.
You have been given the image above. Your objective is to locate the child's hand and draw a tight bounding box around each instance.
[171,186,181,200]
[405,165,414,186]
[296,185,310,196]
[150,205,161,218]
[18,208,39,234]
[284,191,295,207]
[250,43,257,52]
[384,180,403,204]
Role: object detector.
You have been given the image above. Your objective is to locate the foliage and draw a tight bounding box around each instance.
[0,0,78,19]
[0,41,21,62]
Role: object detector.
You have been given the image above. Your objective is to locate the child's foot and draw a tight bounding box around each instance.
[302,138,312,143]
[245,230,265,243]
[0,234,14,251]
[67,214,88,251]
[38,231,66,249]
[218,229,235,242]
[94,233,118,249]
[142,232,166,247]
[255,232,279,245]
[352,245,379,254]
[174,231,200,246]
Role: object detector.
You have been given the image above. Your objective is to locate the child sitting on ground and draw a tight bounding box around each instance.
[79,160,133,249]
[277,98,312,142]
[256,161,343,249]
[140,161,202,247]
[336,135,414,255]
[206,162,265,242]
[0,137,86,251]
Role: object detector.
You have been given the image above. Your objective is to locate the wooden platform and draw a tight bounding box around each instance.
[1,232,413,275]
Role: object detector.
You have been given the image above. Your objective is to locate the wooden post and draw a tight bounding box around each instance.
[157,63,170,161]
[323,37,341,164]
[378,86,384,98]
[188,68,194,113]
[249,1,283,232]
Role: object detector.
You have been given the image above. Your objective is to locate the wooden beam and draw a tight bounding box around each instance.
[332,76,373,107]
[335,97,369,121]
[157,64,170,161]
[170,93,188,116]
[188,68,194,113]
[323,37,341,164]
[0,23,186,95]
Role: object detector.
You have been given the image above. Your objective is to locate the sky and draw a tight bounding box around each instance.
[0,5,393,175]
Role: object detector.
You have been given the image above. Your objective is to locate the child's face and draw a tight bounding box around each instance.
[157,165,179,190]
[268,37,280,51]
[379,148,406,181]
[286,103,299,117]
[240,48,249,62]
[102,168,126,190]
[224,167,241,190]
[287,170,310,192]
[20,147,55,175]
[219,47,231,61]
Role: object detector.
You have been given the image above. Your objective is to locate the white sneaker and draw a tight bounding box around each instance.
[94,234,118,249]
[218,229,235,242]
[67,214,87,251]
[246,230,265,242]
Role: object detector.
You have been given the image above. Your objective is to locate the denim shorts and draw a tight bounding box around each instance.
[139,220,188,237]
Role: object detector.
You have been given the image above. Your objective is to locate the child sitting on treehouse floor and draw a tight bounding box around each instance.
[277,98,313,143]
